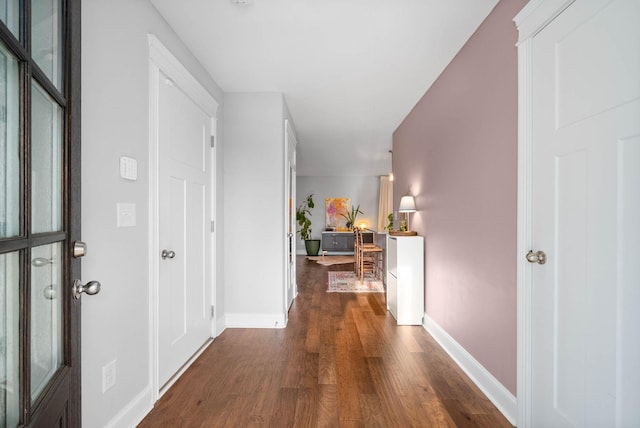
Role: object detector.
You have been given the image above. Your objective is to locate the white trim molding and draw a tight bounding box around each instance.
[158,339,214,398]
[105,385,154,428]
[514,0,575,43]
[423,315,517,426]
[225,313,287,329]
[515,32,535,428]
[147,34,219,115]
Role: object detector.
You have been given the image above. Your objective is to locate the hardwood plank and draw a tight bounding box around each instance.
[359,393,390,427]
[138,256,514,427]
[293,387,317,427]
[269,388,298,427]
[316,384,339,427]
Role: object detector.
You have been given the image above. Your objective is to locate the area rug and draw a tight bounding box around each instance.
[307,255,355,266]
[327,271,384,293]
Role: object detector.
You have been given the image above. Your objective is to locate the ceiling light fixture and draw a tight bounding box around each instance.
[230,0,254,6]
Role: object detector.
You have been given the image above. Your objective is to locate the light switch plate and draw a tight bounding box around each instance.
[119,156,138,181]
[116,203,136,228]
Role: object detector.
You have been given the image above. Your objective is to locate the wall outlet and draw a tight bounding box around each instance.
[102,359,117,392]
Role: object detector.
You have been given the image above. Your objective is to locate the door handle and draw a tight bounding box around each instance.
[31,257,54,267]
[526,250,547,265]
[161,249,176,260]
[73,279,101,300]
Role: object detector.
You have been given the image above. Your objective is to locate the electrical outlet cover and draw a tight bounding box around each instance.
[103,359,117,392]
[116,203,136,228]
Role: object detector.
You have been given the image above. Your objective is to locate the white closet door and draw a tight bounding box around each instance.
[158,70,213,388]
[520,0,640,426]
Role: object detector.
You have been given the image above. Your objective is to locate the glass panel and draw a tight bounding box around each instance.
[31,0,62,89]
[0,0,19,37]
[0,251,19,427]
[30,243,63,402]
[31,81,62,234]
[0,43,19,238]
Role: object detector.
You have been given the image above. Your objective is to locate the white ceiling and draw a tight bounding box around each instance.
[149,0,498,176]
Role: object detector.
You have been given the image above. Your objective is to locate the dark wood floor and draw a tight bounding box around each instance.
[138,256,512,427]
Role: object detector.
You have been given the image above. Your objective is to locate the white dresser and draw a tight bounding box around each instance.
[386,235,424,325]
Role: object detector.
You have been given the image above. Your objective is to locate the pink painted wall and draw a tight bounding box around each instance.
[392,0,525,394]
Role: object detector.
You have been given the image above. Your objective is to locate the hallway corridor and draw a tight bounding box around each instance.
[138,257,512,427]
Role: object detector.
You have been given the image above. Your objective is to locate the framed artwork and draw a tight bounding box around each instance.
[325,198,350,231]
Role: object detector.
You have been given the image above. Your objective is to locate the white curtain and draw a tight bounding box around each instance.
[377,175,393,231]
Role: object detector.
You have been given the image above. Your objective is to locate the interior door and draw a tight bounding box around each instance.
[285,119,297,312]
[157,70,212,388]
[0,0,84,426]
[528,0,640,425]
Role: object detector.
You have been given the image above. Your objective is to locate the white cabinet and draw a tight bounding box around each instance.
[386,236,424,325]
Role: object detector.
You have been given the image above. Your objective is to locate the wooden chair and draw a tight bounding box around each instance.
[353,228,362,277]
[355,228,383,282]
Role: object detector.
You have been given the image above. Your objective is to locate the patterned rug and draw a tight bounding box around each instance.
[327,271,384,293]
[307,255,355,266]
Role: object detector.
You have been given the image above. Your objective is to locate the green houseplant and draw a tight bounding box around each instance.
[296,193,320,255]
[340,205,364,230]
[384,213,394,231]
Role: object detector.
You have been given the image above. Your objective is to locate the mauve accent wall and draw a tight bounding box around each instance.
[392,0,525,394]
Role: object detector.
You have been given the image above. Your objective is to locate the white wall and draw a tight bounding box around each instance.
[296,176,381,253]
[223,93,290,327]
[81,0,224,426]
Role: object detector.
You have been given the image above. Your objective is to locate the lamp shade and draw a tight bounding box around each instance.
[398,195,416,212]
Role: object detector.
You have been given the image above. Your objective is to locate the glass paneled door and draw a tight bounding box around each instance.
[0,0,82,426]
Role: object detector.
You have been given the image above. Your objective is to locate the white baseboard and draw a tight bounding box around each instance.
[159,339,214,398]
[215,316,226,337]
[104,385,154,428]
[225,313,287,329]
[423,314,517,426]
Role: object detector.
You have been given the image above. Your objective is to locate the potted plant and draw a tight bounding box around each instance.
[296,193,321,255]
[341,205,363,230]
[384,213,394,231]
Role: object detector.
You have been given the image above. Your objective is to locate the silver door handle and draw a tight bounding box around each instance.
[161,249,176,260]
[32,257,54,267]
[526,250,546,265]
[73,279,101,300]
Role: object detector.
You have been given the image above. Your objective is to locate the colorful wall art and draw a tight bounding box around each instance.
[325,198,350,231]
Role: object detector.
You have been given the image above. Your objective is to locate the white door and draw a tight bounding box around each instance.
[157,69,213,387]
[285,120,297,312]
[520,0,640,426]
